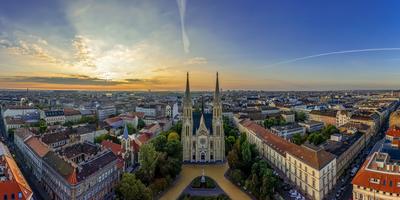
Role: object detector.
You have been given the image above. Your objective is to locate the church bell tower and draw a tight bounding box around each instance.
[181,72,193,162]
[212,72,225,161]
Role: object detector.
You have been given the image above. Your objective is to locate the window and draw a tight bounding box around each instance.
[192,155,195,160]
[370,178,380,184]
[11,194,14,200]
[4,194,8,200]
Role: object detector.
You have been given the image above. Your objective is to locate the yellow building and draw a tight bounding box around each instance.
[235,118,336,200]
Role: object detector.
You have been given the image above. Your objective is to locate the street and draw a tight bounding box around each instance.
[325,122,388,200]
[0,107,49,200]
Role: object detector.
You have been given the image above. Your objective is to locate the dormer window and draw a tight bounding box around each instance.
[370,178,380,184]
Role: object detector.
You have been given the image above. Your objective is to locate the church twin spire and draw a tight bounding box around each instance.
[184,72,220,103]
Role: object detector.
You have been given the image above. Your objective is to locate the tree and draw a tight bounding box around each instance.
[322,124,339,138]
[138,143,159,184]
[165,139,182,158]
[295,111,307,122]
[127,124,136,135]
[94,134,121,144]
[138,119,146,129]
[151,135,167,152]
[241,141,252,164]
[170,121,182,135]
[149,178,168,195]
[116,173,152,200]
[167,132,180,141]
[292,133,307,145]
[307,132,325,146]
[225,136,236,155]
[38,119,47,134]
[231,169,243,185]
[263,117,286,129]
[79,116,97,124]
[63,121,74,128]
[227,150,240,169]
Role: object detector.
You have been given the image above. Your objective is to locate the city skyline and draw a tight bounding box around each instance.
[1,0,400,91]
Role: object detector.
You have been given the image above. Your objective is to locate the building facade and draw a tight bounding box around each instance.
[181,73,225,163]
[236,118,337,200]
[352,128,400,200]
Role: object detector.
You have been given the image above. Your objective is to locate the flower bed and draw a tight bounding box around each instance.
[178,194,230,200]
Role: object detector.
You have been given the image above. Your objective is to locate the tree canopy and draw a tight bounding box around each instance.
[116,173,152,200]
[263,117,286,129]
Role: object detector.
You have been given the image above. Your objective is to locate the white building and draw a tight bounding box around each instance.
[97,105,116,121]
[299,121,325,133]
[44,110,65,125]
[236,118,337,200]
[270,123,305,140]
[281,111,295,123]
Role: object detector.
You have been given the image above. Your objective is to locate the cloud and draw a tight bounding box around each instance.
[0,39,12,48]
[177,0,190,53]
[266,48,400,68]
[0,74,163,86]
[6,40,67,65]
[1,74,123,86]
[72,35,96,68]
[184,57,208,65]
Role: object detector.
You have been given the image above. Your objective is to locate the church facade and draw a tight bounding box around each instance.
[181,72,225,163]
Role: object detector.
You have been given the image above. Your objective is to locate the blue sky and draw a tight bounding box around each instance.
[0,0,399,90]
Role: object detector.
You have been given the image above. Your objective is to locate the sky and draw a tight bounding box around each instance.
[0,0,400,91]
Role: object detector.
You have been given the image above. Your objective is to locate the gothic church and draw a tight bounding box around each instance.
[181,72,225,163]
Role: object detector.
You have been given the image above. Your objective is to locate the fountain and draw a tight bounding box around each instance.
[200,168,206,187]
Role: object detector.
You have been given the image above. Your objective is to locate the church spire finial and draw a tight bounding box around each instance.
[201,95,204,113]
[185,72,191,104]
[214,72,220,101]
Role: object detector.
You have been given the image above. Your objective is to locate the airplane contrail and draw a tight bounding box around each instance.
[177,0,190,53]
[266,48,400,68]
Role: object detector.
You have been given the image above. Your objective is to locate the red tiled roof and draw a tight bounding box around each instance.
[136,133,152,146]
[104,116,123,125]
[101,140,122,155]
[131,140,140,153]
[67,168,78,185]
[63,109,81,116]
[25,137,49,157]
[0,155,33,199]
[352,156,400,194]
[387,128,400,138]
[116,158,124,169]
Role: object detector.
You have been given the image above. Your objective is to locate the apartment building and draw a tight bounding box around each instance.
[0,142,33,200]
[298,121,324,133]
[236,118,337,200]
[309,110,337,126]
[44,110,66,125]
[352,128,400,200]
[322,132,366,177]
[270,123,305,140]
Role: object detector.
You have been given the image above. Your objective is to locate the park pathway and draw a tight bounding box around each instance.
[159,163,251,200]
